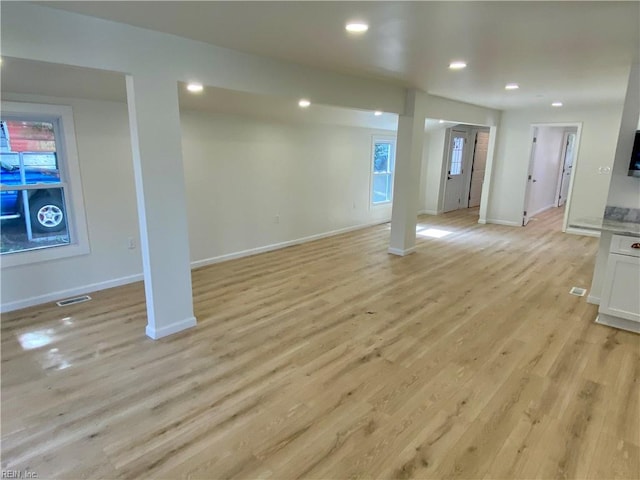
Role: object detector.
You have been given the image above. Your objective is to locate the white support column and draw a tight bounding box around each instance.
[126,74,196,339]
[389,89,428,256]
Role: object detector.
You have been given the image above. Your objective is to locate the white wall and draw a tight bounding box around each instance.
[420,128,448,214]
[180,111,393,265]
[606,65,640,209]
[1,95,395,309]
[487,104,624,226]
[0,94,142,309]
[589,65,640,303]
[425,95,500,127]
[528,126,565,216]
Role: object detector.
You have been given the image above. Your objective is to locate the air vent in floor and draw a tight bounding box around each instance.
[569,287,587,297]
[56,295,92,307]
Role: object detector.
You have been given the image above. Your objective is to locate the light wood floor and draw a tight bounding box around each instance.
[2,207,638,479]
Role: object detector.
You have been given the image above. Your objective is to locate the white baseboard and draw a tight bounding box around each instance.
[146,316,197,339]
[596,313,640,334]
[529,204,556,217]
[388,246,416,256]
[477,218,487,224]
[587,295,600,305]
[485,218,522,227]
[190,220,388,270]
[565,227,600,238]
[2,220,390,313]
[0,273,144,313]
[420,209,440,215]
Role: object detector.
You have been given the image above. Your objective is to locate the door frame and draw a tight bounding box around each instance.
[441,126,470,213]
[466,127,491,208]
[523,122,583,231]
[554,129,577,208]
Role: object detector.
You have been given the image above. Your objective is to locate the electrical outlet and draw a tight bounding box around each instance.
[127,237,136,249]
[274,215,280,224]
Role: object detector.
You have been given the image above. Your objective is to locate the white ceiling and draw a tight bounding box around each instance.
[39,1,640,110]
[1,57,406,131]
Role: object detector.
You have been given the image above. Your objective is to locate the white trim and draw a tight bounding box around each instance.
[565,227,601,238]
[370,135,397,208]
[146,316,197,339]
[388,246,416,256]
[477,218,487,225]
[596,313,640,334]
[2,220,391,313]
[419,209,440,215]
[484,218,522,227]
[1,101,90,268]
[524,122,583,232]
[0,273,144,313]
[191,219,389,269]
[528,204,556,218]
[587,295,601,305]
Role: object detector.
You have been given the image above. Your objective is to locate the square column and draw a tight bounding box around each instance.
[389,89,428,256]
[126,74,196,339]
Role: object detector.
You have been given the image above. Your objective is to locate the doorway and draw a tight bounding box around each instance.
[467,129,490,208]
[443,128,467,212]
[442,125,490,213]
[523,124,580,229]
[556,131,577,207]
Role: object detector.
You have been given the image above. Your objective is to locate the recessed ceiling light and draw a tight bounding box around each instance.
[345,22,369,33]
[374,111,383,116]
[298,99,311,108]
[505,83,520,90]
[439,119,445,123]
[186,83,203,93]
[551,102,563,107]
[449,61,467,70]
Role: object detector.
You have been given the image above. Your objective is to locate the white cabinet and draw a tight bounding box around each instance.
[597,234,640,332]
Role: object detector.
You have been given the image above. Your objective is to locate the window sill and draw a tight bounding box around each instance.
[1,240,90,268]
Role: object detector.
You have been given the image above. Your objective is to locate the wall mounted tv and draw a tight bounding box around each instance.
[630,130,640,177]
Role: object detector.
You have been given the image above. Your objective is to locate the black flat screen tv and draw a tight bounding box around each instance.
[630,130,640,177]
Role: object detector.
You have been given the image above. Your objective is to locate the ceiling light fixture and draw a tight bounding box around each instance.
[449,61,467,70]
[298,99,311,108]
[345,22,369,33]
[551,101,563,107]
[439,120,445,123]
[186,83,203,93]
[374,111,383,116]
[505,83,520,90]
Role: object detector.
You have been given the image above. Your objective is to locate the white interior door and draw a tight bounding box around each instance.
[557,131,576,207]
[443,129,467,213]
[523,128,538,226]
[468,130,489,208]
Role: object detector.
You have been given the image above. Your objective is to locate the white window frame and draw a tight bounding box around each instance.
[1,102,90,268]
[370,135,396,207]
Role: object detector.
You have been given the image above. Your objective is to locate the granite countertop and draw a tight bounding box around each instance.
[569,206,640,237]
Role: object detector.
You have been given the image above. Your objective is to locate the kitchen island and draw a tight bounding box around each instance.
[570,207,640,333]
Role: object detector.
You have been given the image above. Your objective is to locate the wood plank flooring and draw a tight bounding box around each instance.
[2,207,638,479]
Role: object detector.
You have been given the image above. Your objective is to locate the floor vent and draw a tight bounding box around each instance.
[569,287,587,297]
[56,295,92,307]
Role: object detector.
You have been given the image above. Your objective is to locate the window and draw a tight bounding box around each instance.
[449,136,465,175]
[371,136,396,205]
[1,102,89,267]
